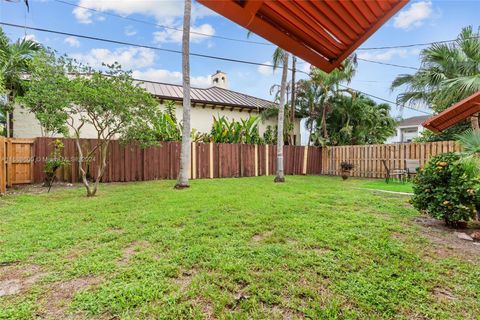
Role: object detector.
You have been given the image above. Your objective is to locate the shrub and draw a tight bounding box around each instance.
[340,162,354,171]
[411,152,479,227]
[44,139,68,191]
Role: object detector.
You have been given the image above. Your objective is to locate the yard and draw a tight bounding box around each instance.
[1,176,479,319]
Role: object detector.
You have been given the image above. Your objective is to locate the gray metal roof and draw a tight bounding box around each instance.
[137,80,275,110]
[398,115,430,127]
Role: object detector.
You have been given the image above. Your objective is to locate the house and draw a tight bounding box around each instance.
[12,70,302,144]
[386,115,430,143]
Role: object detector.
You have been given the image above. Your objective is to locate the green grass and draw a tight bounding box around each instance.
[0,176,479,319]
[358,179,414,193]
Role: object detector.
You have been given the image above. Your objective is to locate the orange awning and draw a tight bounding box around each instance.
[198,0,408,72]
[422,92,480,132]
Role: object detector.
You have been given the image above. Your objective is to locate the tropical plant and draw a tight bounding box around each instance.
[411,152,479,227]
[391,26,480,130]
[263,125,276,145]
[0,27,42,136]
[176,0,192,189]
[455,129,480,176]
[340,161,354,180]
[209,115,262,144]
[308,56,357,141]
[327,94,396,145]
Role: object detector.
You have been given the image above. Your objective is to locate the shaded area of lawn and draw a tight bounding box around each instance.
[358,179,414,193]
[0,176,479,319]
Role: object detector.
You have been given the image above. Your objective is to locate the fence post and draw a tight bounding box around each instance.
[209,142,214,179]
[0,137,5,195]
[191,142,197,180]
[6,138,12,187]
[265,145,269,176]
[302,146,308,175]
[254,144,258,176]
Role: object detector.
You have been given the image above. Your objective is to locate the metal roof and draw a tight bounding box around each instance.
[397,115,430,127]
[138,80,274,110]
[422,92,480,132]
[197,0,408,72]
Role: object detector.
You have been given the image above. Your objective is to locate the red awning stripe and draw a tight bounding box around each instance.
[422,92,480,132]
[198,0,408,72]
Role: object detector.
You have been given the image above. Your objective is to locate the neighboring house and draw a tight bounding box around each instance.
[12,70,302,144]
[385,115,430,143]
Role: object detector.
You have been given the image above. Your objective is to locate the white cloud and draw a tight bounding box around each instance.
[72,47,155,70]
[153,23,215,44]
[73,0,214,25]
[357,48,418,61]
[394,1,433,29]
[257,61,274,76]
[64,36,80,48]
[23,34,36,42]
[132,68,211,87]
[124,25,137,37]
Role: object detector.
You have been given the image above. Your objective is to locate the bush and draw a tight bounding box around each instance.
[340,162,354,171]
[411,152,479,227]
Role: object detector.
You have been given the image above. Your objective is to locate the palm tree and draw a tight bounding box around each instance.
[272,48,289,182]
[175,0,191,189]
[0,27,41,136]
[455,129,480,176]
[392,26,480,130]
[295,79,323,146]
[327,94,395,145]
[308,56,357,141]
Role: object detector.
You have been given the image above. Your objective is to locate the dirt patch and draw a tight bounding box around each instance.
[6,182,82,195]
[260,303,301,320]
[174,269,198,292]
[412,216,480,262]
[0,264,48,297]
[118,240,150,266]
[432,287,456,301]
[192,296,216,319]
[40,276,102,319]
[251,231,273,243]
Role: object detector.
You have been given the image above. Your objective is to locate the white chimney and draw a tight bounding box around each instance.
[211,70,229,89]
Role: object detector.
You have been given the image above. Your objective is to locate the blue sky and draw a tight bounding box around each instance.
[1,0,479,119]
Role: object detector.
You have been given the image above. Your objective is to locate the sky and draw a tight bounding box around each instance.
[0,0,479,119]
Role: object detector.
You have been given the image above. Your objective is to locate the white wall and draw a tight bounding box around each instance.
[385,125,424,143]
[13,102,302,144]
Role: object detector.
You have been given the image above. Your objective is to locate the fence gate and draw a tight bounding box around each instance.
[0,137,35,194]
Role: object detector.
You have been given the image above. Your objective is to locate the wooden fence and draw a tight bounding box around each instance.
[321,141,461,178]
[32,138,323,184]
[0,138,463,194]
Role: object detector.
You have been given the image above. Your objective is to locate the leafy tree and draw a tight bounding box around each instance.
[176,0,192,189]
[0,27,42,136]
[392,26,480,130]
[327,94,396,145]
[20,52,160,197]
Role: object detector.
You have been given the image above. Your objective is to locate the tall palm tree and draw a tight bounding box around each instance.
[272,48,289,182]
[309,56,357,140]
[0,27,41,136]
[289,55,297,144]
[392,26,480,130]
[175,0,191,189]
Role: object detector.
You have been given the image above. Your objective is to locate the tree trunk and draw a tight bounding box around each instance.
[275,52,289,183]
[74,136,94,196]
[290,56,296,145]
[175,0,192,189]
[471,113,479,131]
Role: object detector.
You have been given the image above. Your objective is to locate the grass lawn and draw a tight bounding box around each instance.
[1,176,479,319]
[358,179,414,193]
